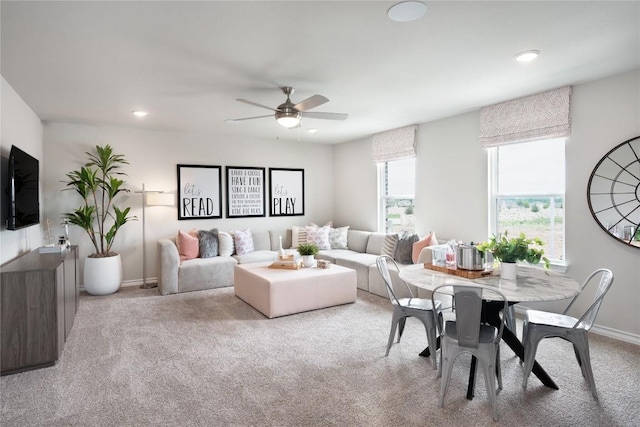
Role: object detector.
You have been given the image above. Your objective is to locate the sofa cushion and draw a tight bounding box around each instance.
[177,229,199,261]
[306,225,331,250]
[233,250,277,264]
[198,229,219,258]
[218,231,234,256]
[347,230,371,253]
[329,226,349,249]
[394,232,419,264]
[412,231,438,264]
[269,229,292,251]
[365,232,388,255]
[251,230,272,251]
[177,256,237,293]
[233,229,254,255]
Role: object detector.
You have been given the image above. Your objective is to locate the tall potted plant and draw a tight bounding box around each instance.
[63,145,135,295]
[477,231,550,280]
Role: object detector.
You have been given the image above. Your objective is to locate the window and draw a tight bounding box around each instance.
[378,157,415,233]
[489,138,565,263]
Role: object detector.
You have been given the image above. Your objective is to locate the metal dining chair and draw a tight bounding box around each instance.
[522,268,614,399]
[376,255,442,369]
[432,283,508,422]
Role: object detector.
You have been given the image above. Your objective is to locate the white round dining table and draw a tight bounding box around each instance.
[398,263,581,397]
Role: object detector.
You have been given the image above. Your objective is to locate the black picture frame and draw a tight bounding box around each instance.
[226,166,266,218]
[269,168,305,216]
[177,164,222,220]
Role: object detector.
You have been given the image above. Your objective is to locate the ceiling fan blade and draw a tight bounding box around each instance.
[236,99,277,112]
[302,111,348,121]
[225,114,273,123]
[294,95,329,112]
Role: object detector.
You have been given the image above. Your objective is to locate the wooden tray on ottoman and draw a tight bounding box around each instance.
[424,263,493,279]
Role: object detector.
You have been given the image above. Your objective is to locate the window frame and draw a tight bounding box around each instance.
[487,142,567,270]
[377,159,416,234]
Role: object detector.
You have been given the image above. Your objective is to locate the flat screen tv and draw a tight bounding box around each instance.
[7,145,40,230]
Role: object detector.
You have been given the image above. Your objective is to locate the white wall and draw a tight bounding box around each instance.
[333,70,640,340]
[42,122,334,285]
[0,76,43,265]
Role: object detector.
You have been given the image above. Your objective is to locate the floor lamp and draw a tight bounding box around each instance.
[137,183,174,289]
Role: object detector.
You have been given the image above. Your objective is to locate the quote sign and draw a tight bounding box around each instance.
[269,168,305,216]
[226,167,265,218]
[177,164,222,220]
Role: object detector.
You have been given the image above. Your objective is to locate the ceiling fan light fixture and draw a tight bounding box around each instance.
[275,110,301,128]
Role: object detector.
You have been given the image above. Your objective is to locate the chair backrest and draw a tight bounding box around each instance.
[564,268,614,331]
[376,255,414,305]
[432,283,508,349]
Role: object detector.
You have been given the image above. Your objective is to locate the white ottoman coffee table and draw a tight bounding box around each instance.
[234,262,357,318]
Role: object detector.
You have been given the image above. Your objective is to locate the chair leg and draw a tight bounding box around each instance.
[481,356,499,422]
[522,329,541,389]
[496,344,503,391]
[418,317,439,370]
[385,311,402,357]
[439,345,453,407]
[573,334,598,400]
[398,317,407,343]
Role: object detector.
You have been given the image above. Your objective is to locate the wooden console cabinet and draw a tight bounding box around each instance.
[1,246,78,375]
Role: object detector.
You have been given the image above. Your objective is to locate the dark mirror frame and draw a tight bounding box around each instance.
[586,136,640,248]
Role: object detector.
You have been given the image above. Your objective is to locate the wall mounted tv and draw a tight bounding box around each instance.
[7,145,40,230]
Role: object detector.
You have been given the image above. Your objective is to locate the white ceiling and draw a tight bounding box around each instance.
[2,1,639,144]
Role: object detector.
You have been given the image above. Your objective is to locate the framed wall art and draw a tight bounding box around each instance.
[226,166,266,218]
[269,168,304,216]
[177,164,222,220]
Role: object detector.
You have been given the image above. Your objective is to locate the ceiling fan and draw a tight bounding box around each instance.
[226,86,348,128]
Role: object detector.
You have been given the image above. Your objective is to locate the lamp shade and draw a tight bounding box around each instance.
[146,192,174,206]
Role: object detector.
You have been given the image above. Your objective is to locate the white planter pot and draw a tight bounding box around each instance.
[84,254,122,295]
[500,262,517,280]
[301,255,315,268]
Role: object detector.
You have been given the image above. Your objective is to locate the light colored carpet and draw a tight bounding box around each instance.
[1,285,639,426]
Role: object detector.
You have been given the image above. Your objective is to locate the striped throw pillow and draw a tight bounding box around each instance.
[381,234,399,257]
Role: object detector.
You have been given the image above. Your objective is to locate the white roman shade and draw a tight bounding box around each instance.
[479,86,572,147]
[371,125,417,163]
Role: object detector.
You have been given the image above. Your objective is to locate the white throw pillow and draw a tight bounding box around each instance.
[218,231,234,257]
[306,225,331,250]
[329,226,349,249]
[233,229,254,255]
[291,225,309,249]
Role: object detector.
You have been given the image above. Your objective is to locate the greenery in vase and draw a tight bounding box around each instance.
[477,231,550,269]
[62,145,135,258]
[297,243,319,256]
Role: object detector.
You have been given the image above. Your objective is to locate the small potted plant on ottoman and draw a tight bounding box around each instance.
[297,243,319,268]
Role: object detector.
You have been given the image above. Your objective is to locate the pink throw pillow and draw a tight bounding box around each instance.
[412,231,438,264]
[177,229,200,262]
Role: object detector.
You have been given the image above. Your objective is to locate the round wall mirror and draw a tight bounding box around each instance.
[587,136,640,248]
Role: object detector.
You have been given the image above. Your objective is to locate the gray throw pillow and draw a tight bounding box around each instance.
[394,232,419,263]
[199,229,219,258]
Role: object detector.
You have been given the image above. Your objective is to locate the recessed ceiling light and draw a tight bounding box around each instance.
[387,1,427,22]
[307,128,318,134]
[514,50,540,62]
[132,110,148,118]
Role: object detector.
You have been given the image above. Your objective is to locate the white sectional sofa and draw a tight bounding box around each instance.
[157,228,437,298]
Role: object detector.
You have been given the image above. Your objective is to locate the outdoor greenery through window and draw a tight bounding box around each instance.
[379,158,415,233]
[490,138,565,263]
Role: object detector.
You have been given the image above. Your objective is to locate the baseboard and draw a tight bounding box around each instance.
[513,306,640,346]
[80,277,158,292]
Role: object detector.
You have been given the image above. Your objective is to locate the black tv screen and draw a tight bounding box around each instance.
[8,145,40,230]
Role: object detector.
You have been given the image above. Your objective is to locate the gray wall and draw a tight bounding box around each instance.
[333,70,640,341]
[0,76,43,264]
